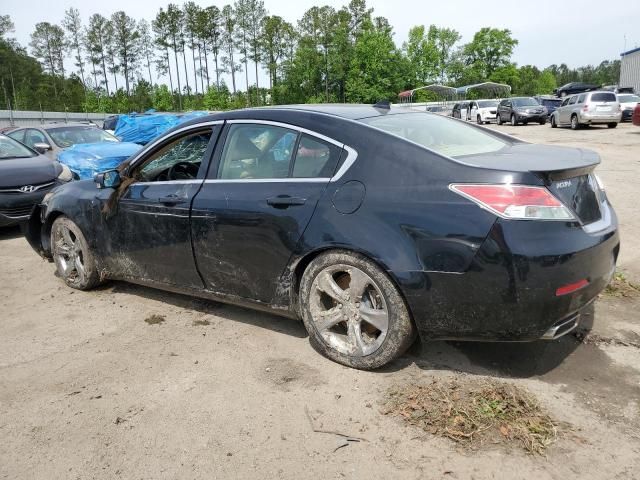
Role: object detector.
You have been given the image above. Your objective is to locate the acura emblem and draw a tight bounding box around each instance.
[19,185,37,193]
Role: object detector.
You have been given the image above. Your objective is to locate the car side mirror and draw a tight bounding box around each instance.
[33,142,51,154]
[94,170,121,189]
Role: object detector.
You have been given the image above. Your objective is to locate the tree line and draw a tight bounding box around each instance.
[0,2,622,114]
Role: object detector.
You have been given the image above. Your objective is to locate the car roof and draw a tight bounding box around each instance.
[41,122,99,130]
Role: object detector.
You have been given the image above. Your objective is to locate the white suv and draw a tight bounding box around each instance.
[551,91,622,129]
[468,100,500,124]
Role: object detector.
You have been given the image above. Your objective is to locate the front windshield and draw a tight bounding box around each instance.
[0,135,36,159]
[618,94,640,103]
[360,112,508,157]
[512,98,539,107]
[477,100,499,108]
[47,126,119,148]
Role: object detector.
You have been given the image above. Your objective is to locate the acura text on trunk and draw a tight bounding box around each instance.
[25,105,619,369]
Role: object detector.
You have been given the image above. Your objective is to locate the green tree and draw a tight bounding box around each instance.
[0,15,15,39]
[535,69,557,94]
[203,6,223,89]
[260,16,294,93]
[221,5,240,94]
[184,2,202,94]
[152,9,175,105]
[30,22,66,98]
[138,20,155,86]
[404,25,439,86]
[85,14,111,95]
[462,28,518,82]
[109,11,140,98]
[246,0,266,105]
[153,84,174,111]
[346,19,407,103]
[63,8,86,88]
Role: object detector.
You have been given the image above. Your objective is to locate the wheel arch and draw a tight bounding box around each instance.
[289,246,415,326]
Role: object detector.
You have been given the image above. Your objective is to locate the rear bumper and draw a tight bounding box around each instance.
[579,112,621,124]
[399,202,619,341]
[621,110,633,121]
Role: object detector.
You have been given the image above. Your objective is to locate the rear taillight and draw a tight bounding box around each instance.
[450,184,575,220]
[582,103,589,111]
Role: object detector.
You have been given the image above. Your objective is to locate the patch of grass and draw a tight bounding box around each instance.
[192,319,211,326]
[604,271,640,298]
[144,314,166,325]
[382,378,561,455]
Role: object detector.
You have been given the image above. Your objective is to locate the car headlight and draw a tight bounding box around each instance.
[57,163,73,182]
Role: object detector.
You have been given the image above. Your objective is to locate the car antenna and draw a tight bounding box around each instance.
[373,100,391,110]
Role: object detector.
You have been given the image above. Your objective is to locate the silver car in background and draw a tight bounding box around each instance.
[617,93,640,122]
[551,91,622,129]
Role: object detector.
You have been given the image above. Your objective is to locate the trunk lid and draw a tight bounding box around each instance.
[455,143,603,224]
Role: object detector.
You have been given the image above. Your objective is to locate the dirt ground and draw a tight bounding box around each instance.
[1,122,640,480]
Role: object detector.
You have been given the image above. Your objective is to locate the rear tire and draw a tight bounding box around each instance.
[607,123,617,129]
[299,251,416,370]
[570,115,580,130]
[539,119,546,125]
[51,216,100,290]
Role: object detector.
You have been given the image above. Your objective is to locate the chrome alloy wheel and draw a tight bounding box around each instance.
[52,222,87,284]
[309,264,389,356]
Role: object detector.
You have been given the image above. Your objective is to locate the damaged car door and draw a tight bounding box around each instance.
[108,125,220,287]
[191,121,344,303]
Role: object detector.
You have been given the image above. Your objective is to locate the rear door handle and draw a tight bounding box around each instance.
[266,195,306,208]
[158,195,182,205]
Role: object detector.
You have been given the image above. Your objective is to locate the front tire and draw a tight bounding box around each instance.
[299,251,416,370]
[551,115,557,128]
[497,114,503,125]
[51,216,100,290]
[510,114,517,126]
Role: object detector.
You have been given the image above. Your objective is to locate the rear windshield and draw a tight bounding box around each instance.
[360,112,508,158]
[590,93,616,102]
[512,98,539,107]
[477,100,499,108]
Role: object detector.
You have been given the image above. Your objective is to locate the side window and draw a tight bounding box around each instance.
[577,94,586,103]
[561,97,570,107]
[7,129,25,144]
[568,96,578,105]
[24,129,47,148]
[138,129,213,182]
[218,124,297,179]
[292,135,341,178]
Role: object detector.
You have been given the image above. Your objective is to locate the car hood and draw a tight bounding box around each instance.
[57,142,142,180]
[454,143,600,174]
[0,155,58,188]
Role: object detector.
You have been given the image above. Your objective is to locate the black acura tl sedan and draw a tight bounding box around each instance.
[0,134,73,228]
[24,105,619,369]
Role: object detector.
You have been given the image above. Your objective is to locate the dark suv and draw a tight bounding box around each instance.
[497,97,547,126]
[535,96,562,117]
[554,82,600,98]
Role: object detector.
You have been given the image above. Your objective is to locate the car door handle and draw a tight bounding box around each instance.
[266,195,306,208]
[158,195,182,205]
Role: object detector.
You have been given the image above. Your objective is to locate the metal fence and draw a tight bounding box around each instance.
[0,110,113,129]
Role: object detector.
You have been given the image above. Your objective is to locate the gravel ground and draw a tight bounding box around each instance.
[1,121,639,480]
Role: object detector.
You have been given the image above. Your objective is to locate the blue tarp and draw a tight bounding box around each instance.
[114,111,209,145]
[57,142,142,180]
